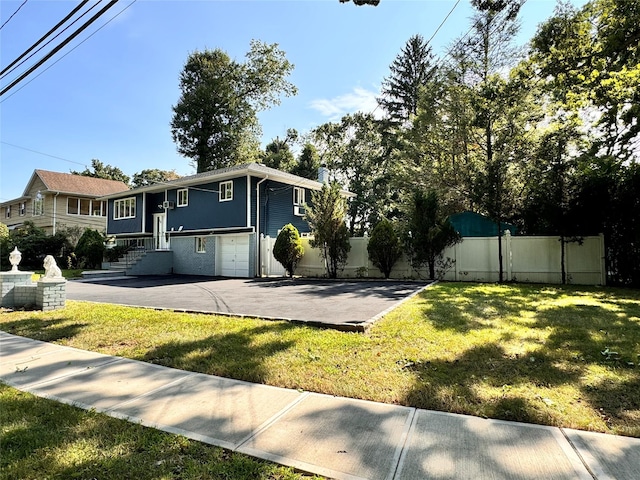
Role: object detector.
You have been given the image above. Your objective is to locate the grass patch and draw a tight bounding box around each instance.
[1,282,639,438]
[0,384,322,480]
[31,268,84,280]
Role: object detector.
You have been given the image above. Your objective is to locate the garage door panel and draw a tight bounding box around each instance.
[219,235,250,277]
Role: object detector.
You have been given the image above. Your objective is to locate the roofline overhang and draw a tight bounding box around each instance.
[98,163,355,200]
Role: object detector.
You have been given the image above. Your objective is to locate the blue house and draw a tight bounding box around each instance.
[448,211,518,237]
[101,162,351,278]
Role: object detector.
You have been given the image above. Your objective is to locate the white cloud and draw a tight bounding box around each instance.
[309,86,382,121]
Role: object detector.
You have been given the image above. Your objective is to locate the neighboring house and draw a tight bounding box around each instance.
[1,170,129,235]
[449,211,518,237]
[101,162,353,278]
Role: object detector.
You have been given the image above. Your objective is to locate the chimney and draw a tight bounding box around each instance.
[317,165,329,184]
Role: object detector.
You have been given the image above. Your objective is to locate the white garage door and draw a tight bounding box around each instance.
[218,235,250,277]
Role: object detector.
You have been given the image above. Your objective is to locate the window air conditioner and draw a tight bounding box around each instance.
[294,205,305,216]
[162,201,175,209]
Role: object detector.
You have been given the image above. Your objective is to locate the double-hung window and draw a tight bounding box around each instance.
[293,187,305,206]
[177,189,188,207]
[5,206,10,219]
[33,197,44,216]
[19,202,25,216]
[219,181,233,202]
[114,197,136,219]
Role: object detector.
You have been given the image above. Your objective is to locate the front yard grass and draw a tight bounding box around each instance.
[0,385,322,480]
[1,282,639,438]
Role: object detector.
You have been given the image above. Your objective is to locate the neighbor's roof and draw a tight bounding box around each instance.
[25,170,130,197]
[99,162,356,199]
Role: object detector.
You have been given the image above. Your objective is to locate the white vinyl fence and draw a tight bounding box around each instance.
[260,232,606,285]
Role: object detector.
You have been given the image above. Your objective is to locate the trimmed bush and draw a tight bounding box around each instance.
[367,218,402,279]
[273,223,304,278]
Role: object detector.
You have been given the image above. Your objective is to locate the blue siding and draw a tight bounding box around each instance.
[107,193,144,234]
[166,179,248,231]
[261,180,311,237]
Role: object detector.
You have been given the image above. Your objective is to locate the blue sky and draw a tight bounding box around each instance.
[1,0,586,202]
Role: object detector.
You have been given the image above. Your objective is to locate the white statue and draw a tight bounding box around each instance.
[43,255,63,279]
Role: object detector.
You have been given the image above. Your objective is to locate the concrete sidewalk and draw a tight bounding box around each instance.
[1,332,638,480]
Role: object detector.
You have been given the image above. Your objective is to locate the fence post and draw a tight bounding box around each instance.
[599,233,606,285]
[505,230,512,281]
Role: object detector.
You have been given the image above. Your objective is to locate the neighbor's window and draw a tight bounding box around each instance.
[67,198,106,216]
[293,187,305,205]
[177,189,188,207]
[219,181,233,202]
[19,202,25,216]
[33,197,44,216]
[93,200,107,216]
[5,205,10,218]
[114,197,136,219]
[196,236,206,253]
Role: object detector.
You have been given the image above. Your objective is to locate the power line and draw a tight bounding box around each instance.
[0,0,29,30]
[1,0,94,79]
[0,0,120,98]
[425,0,461,47]
[1,141,89,167]
[1,0,136,103]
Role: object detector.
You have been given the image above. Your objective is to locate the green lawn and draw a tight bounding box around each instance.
[0,385,322,480]
[1,282,639,439]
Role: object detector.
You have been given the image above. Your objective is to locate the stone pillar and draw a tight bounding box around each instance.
[36,278,67,311]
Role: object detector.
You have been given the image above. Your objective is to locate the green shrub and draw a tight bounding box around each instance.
[367,218,402,279]
[273,224,304,278]
[75,229,105,269]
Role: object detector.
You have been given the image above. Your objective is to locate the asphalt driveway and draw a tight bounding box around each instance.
[66,276,431,330]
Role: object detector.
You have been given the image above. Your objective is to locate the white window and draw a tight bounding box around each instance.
[33,197,44,216]
[196,236,206,253]
[177,189,188,207]
[114,197,136,219]
[293,187,305,206]
[67,198,106,216]
[219,181,233,202]
[5,206,10,218]
[93,200,107,217]
[19,202,25,216]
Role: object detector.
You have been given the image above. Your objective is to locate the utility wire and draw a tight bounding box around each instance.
[425,0,461,47]
[1,141,89,167]
[1,0,136,102]
[0,0,120,98]
[1,0,93,79]
[0,0,28,31]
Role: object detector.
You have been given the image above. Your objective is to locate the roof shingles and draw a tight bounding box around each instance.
[33,170,129,196]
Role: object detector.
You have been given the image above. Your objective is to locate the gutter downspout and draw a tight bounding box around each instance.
[255,176,268,277]
[52,192,60,235]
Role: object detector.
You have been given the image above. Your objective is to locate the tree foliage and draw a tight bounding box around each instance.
[131,169,181,188]
[273,223,304,278]
[367,218,402,279]
[291,143,320,180]
[261,129,298,172]
[403,190,461,280]
[75,229,105,269]
[171,41,297,173]
[378,34,437,125]
[312,113,387,235]
[71,159,130,185]
[305,182,351,278]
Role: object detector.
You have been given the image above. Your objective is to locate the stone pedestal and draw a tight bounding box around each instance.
[36,278,67,311]
[0,271,35,308]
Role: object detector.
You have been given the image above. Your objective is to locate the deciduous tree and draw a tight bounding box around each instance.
[171,41,297,173]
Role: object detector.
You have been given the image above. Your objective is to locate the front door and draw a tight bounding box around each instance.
[153,213,168,250]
